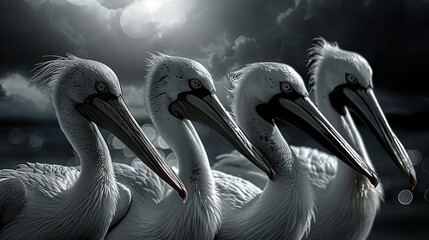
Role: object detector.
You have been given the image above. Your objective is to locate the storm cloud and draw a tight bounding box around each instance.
[0,74,53,118]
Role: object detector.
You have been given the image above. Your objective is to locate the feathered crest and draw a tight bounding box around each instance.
[145,51,169,72]
[29,53,81,89]
[225,63,254,110]
[306,37,339,95]
[144,51,170,82]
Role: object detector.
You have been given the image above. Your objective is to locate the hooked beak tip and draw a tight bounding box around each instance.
[410,174,417,190]
[180,188,189,202]
[371,173,379,187]
[269,168,277,181]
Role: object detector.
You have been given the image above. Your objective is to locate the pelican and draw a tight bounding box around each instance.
[0,55,186,240]
[214,39,416,240]
[302,38,416,240]
[105,53,274,240]
[213,62,378,240]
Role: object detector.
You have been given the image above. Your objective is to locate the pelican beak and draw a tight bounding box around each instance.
[261,94,378,186]
[336,86,416,188]
[76,94,188,201]
[169,90,276,181]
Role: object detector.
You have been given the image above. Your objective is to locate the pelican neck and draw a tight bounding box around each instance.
[237,106,297,181]
[220,107,314,240]
[55,103,116,188]
[156,116,214,192]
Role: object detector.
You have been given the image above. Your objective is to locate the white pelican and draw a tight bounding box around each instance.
[214,39,416,240]
[213,62,378,240]
[105,53,274,240]
[302,38,416,240]
[0,55,186,240]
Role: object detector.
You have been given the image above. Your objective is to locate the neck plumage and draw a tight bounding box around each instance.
[152,116,221,239]
[28,101,119,239]
[58,110,116,190]
[224,103,314,240]
[161,118,215,192]
[236,103,297,181]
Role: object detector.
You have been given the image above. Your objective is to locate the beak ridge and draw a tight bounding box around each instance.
[276,96,379,186]
[170,91,276,181]
[76,95,188,201]
[342,87,417,188]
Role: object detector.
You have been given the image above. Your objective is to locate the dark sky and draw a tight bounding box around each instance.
[0,0,428,124]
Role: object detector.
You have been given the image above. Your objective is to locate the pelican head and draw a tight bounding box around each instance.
[308,38,416,188]
[30,54,187,200]
[145,53,275,180]
[228,62,379,186]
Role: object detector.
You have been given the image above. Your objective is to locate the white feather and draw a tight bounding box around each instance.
[304,38,383,240]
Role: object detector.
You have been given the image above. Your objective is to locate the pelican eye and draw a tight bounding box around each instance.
[281,82,293,93]
[189,79,202,89]
[345,73,357,84]
[95,82,108,92]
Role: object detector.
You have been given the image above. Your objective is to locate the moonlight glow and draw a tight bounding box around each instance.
[120,0,193,39]
[67,0,96,6]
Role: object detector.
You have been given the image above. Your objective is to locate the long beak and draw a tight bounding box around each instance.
[169,92,276,181]
[76,95,188,201]
[277,96,379,186]
[342,87,417,188]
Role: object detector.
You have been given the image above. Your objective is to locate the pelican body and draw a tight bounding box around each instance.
[302,38,416,240]
[0,55,185,240]
[106,53,273,240]
[214,62,378,240]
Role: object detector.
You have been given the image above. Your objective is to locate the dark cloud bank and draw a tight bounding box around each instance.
[0,0,428,127]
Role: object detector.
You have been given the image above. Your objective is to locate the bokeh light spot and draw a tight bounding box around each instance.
[112,136,125,149]
[424,189,429,203]
[27,131,45,152]
[122,146,135,158]
[407,149,422,166]
[156,136,169,149]
[107,133,115,148]
[142,124,157,141]
[9,128,25,144]
[158,150,165,158]
[167,152,178,173]
[398,190,413,205]
[132,157,145,169]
